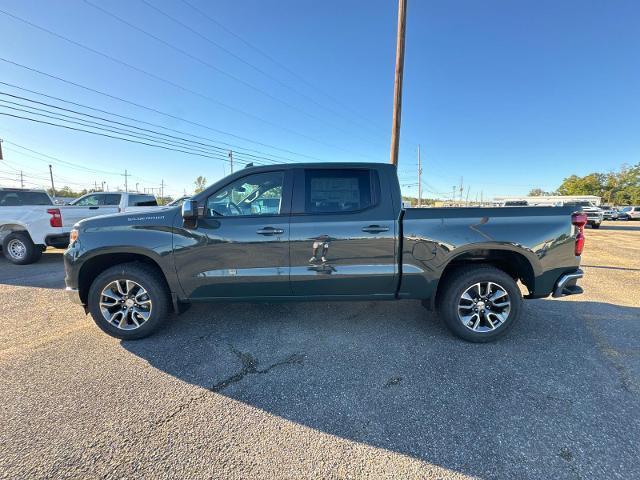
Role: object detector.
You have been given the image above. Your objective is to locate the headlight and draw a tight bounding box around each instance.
[69,228,79,244]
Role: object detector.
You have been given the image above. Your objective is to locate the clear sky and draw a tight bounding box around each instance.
[0,0,638,200]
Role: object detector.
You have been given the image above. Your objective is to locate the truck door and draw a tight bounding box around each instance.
[62,193,120,227]
[289,167,398,297]
[173,169,292,299]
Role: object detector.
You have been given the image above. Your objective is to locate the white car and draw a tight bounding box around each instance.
[64,191,159,225]
[620,206,640,220]
[1,189,160,264]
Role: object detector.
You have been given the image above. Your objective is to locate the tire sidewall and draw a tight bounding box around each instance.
[88,264,169,340]
[2,232,40,265]
[440,267,522,342]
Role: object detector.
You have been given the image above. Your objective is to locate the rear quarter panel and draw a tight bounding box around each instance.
[400,206,580,299]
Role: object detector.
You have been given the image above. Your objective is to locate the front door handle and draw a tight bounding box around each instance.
[256,227,284,236]
[362,225,389,234]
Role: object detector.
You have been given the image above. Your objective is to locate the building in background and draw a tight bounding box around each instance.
[492,195,602,206]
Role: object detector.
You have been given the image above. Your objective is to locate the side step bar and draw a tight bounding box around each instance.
[552,269,584,298]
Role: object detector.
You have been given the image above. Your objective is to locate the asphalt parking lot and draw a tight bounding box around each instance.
[1,223,638,479]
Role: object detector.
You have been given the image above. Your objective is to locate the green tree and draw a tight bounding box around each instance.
[193,176,207,194]
[555,163,639,205]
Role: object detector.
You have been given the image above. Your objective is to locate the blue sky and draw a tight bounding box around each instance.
[0,0,638,199]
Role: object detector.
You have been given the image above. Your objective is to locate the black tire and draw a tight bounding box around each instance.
[88,262,171,340]
[438,266,522,343]
[591,223,600,229]
[2,231,42,265]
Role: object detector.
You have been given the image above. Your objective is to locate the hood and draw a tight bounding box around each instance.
[75,206,179,229]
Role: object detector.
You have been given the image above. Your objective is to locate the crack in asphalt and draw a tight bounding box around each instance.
[210,346,306,393]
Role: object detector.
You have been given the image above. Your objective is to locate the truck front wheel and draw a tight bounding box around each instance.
[2,232,42,265]
[438,266,522,342]
[87,263,170,340]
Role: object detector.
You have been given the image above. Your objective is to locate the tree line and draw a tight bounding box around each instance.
[529,162,639,205]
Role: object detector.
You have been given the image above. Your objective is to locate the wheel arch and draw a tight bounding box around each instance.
[433,245,538,309]
[0,223,30,243]
[77,251,175,310]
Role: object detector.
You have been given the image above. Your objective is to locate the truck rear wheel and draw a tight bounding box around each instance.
[438,266,522,342]
[2,232,42,265]
[87,263,170,340]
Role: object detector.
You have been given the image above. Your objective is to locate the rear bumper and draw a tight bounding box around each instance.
[552,268,584,298]
[45,233,70,249]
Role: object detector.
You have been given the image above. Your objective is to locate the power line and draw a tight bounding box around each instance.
[0,91,279,165]
[178,0,388,136]
[135,0,386,142]
[0,81,302,164]
[0,59,327,162]
[0,8,379,160]
[0,111,270,165]
[0,99,266,165]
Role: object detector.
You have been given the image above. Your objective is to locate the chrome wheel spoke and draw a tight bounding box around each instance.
[457,281,511,333]
[99,279,152,331]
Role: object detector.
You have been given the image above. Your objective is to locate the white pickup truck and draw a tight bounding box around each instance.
[1,189,159,264]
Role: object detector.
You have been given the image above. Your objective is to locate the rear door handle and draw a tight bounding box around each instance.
[362,225,389,234]
[256,227,284,236]
[89,206,99,210]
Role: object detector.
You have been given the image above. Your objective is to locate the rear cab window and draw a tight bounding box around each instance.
[0,191,52,206]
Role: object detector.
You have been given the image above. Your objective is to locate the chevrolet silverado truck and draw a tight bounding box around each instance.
[64,163,586,342]
[1,188,69,264]
[1,189,162,264]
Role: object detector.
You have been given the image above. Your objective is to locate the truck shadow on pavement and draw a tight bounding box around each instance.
[597,223,640,231]
[0,250,66,289]
[122,298,640,478]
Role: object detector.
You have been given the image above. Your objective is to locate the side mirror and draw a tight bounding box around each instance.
[182,199,198,219]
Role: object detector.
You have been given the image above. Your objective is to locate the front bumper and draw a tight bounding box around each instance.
[552,269,584,298]
[65,287,84,305]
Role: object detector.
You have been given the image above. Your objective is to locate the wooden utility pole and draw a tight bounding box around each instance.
[417,144,422,207]
[389,0,407,167]
[0,138,3,160]
[124,169,129,192]
[160,179,165,201]
[20,170,24,189]
[228,150,234,173]
[48,164,56,197]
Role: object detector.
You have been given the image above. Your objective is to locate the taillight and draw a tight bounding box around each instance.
[571,212,587,256]
[47,208,62,228]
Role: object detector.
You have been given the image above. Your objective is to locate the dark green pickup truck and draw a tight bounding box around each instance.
[64,163,586,342]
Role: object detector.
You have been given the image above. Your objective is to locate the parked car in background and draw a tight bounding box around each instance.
[1,189,161,265]
[619,206,640,220]
[166,196,190,207]
[601,206,619,220]
[63,192,159,227]
[65,163,586,343]
[563,201,603,228]
[0,188,69,264]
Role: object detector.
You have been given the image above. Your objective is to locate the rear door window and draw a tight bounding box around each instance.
[304,169,373,214]
[103,194,121,206]
[129,195,158,207]
[71,194,104,206]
